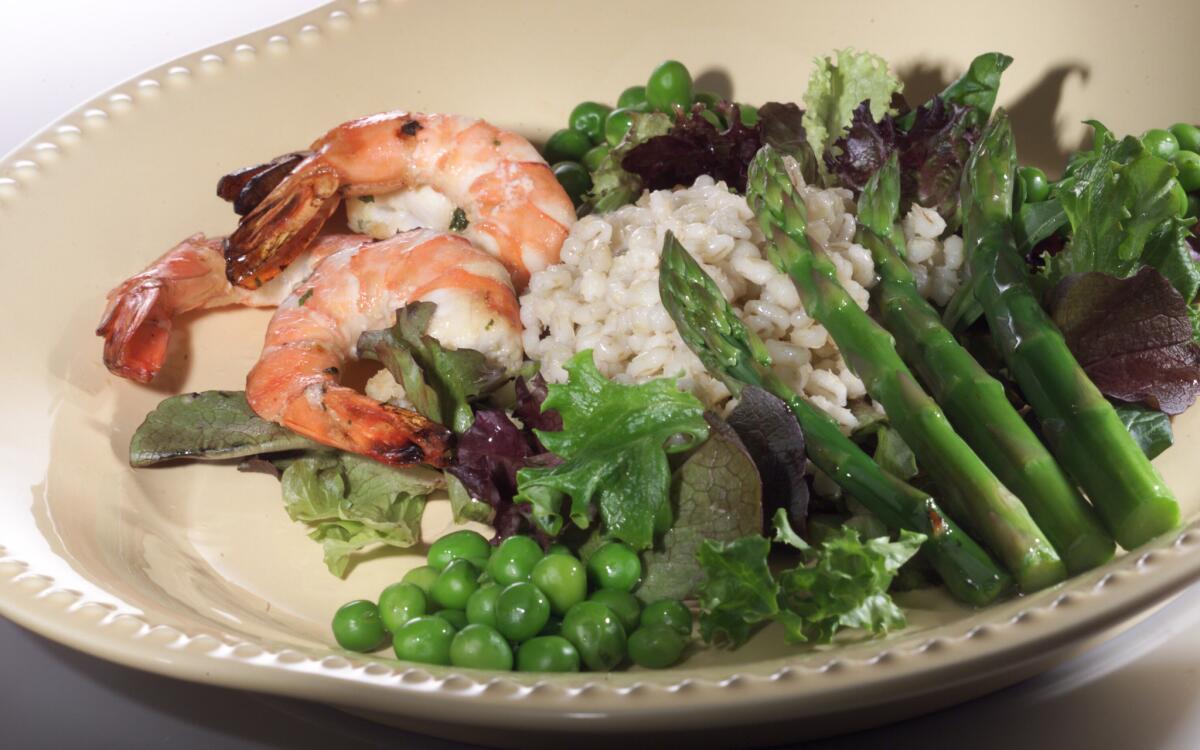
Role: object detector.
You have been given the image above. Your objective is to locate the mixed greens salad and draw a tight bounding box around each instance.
[129,51,1199,673]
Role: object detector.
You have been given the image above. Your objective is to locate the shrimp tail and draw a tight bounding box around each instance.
[224,164,342,289]
[280,385,453,467]
[96,277,170,383]
[216,151,311,216]
[96,233,229,383]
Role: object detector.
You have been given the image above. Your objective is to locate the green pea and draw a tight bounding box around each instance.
[737,103,759,127]
[450,624,513,670]
[640,599,693,637]
[627,625,686,669]
[646,59,693,113]
[1170,123,1200,154]
[581,144,610,173]
[586,542,642,592]
[1174,150,1200,192]
[561,601,626,671]
[465,583,502,628]
[434,608,468,630]
[1017,166,1051,204]
[495,582,552,643]
[698,109,723,128]
[1170,179,1189,217]
[487,535,544,585]
[531,554,587,615]
[401,565,440,596]
[588,589,641,634]
[1143,128,1180,161]
[516,636,581,673]
[617,85,649,111]
[552,161,592,207]
[392,616,456,666]
[543,128,592,164]
[431,559,480,610]
[331,600,387,653]
[604,107,637,147]
[546,543,576,558]
[427,530,491,571]
[377,582,428,633]
[569,101,613,145]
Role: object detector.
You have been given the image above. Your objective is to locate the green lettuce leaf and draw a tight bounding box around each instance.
[280,452,443,576]
[920,52,1013,129]
[636,415,763,603]
[583,112,673,214]
[515,350,709,550]
[129,390,317,467]
[1043,123,1179,285]
[358,302,507,433]
[1112,401,1175,460]
[696,510,925,648]
[802,49,903,167]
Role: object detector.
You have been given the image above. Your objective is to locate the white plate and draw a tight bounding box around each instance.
[1,0,1198,746]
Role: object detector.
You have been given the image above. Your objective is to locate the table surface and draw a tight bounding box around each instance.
[3,2,1200,748]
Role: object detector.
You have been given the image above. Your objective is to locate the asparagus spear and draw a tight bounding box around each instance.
[658,232,1012,605]
[856,154,1115,574]
[960,111,1180,549]
[746,145,1065,593]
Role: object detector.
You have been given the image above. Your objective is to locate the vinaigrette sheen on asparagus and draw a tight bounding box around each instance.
[856,154,1114,574]
[747,145,1066,593]
[960,111,1180,550]
[658,233,1013,606]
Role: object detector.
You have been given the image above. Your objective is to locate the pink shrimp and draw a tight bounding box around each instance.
[245,229,524,467]
[96,233,368,383]
[221,111,575,292]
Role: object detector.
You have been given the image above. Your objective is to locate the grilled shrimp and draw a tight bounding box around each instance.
[222,111,575,293]
[245,229,523,467]
[97,233,367,383]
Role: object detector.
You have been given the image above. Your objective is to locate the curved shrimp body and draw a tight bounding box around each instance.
[96,233,366,382]
[245,229,523,467]
[223,111,575,292]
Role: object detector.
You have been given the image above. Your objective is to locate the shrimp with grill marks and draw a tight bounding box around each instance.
[245,229,524,467]
[222,111,575,292]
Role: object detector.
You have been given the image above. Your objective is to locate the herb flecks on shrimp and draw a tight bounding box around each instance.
[222,111,575,291]
[245,229,524,467]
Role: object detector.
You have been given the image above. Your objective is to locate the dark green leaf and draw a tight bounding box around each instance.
[928,52,1013,129]
[1014,197,1067,254]
[1143,218,1200,307]
[129,390,318,467]
[449,207,469,232]
[636,415,763,603]
[695,535,778,647]
[358,302,507,433]
[1112,401,1175,460]
[514,350,709,550]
